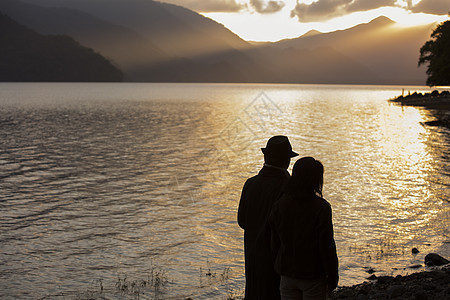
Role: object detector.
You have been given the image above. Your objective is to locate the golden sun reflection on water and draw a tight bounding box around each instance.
[153,84,449,289]
[1,83,448,298]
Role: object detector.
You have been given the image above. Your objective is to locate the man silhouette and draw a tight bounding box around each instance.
[238,135,298,299]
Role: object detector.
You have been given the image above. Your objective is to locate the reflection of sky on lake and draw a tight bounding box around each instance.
[0,83,448,299]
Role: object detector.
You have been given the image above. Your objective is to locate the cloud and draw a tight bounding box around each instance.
[250,0,286,13]
[409,0,450,15]
[291,0,397,22]
[160,0,246,13]
[159,0,286,14]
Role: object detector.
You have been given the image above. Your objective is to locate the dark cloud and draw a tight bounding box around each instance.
[347,0,397,12]
[409,0,449,15]
[250,0,286,14]
[161,0,246,13]
[160,0,286,14]
[291,0,396,22]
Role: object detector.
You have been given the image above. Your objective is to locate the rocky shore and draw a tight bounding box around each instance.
[389,89,450,130]
[390,90,450,110]
[331,254,450,300]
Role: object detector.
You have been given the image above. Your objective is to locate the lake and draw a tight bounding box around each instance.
[0,83,449,299]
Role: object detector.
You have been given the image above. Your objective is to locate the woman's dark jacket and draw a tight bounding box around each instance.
[238,166,290,300]
[269,192,339,290]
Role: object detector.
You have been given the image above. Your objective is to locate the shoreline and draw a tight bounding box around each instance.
[389,90,450,130]
[389,90,450,111]
[331,264,450,299]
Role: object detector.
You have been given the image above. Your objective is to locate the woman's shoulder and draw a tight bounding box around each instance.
[277,192,296,203]
[315,196,333,212]
[272,192,294,209]
[276,193,332,208]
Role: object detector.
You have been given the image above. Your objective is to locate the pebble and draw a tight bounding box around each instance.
[388,285,405,298]
[414,291,428,300]
[331,262,450,299]
[356,294,367,300]
[408,264,422,269]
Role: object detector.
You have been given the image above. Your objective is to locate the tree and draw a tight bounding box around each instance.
[418,17,450,86]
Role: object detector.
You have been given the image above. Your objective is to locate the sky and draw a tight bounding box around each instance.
[159,0,449,41]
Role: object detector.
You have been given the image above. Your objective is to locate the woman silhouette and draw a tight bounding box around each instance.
[269,157,339,300]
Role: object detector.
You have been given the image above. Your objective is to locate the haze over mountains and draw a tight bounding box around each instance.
[0,0,437,84]
[0,12,123,82]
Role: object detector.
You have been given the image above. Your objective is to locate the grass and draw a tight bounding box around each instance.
[348,237,405,261]
[40,261,243,299]
[115,264,169,299]
[198,260,243,299]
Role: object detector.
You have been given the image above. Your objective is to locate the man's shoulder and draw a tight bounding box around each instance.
[244,174,259,185]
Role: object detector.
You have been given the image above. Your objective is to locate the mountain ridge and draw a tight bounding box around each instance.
[270,16,436,84]
[0,0,437,84]
[0,12,123,82]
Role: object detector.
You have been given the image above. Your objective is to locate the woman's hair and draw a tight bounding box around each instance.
[286,156,324,198]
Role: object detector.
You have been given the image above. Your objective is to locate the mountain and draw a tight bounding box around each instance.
[0,13,123,82]
[271,16,436,84]
[18,0,250,58]
[253,46,380,84]
[299,30,322,38]
[19,0,265,81]
[1,0,259,82]
[0,0,437,84]
[0,0,170,80]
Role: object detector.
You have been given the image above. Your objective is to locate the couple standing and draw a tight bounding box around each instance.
[238,136,339,300]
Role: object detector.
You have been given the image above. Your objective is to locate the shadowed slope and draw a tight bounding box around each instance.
[0,13,123,82]
[272,17,436,84]
[19,0,250,58]
[0,0,169,80]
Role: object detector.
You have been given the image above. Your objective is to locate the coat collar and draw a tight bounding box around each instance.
[259,165,290,178]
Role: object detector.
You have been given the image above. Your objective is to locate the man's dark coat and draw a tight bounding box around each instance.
[238,166,289,300]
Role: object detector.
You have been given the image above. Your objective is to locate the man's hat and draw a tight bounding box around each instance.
[261,135,298,158]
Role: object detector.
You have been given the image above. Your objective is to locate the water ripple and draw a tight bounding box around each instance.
[0,83,449,299]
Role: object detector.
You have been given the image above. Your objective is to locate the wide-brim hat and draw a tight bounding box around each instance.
[261,135,298,158]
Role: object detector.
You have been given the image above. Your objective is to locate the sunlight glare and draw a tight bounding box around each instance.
[202,2,447,42]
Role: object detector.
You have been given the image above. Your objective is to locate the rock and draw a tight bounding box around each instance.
[367,274,377,280]
[388,285,405,298]
[365,267,375,274]
[412,247,420,254]
[377,275,393,284]
[423,283,435,291]
[408,264,422,269]
[415,291,428,300]
[424,253,449,266]
[338,288,355,298]
[356,294,368,300]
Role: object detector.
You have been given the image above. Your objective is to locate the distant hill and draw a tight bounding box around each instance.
[0,0,253,82]
[271,16,436,84]
[252,46,380,84]
[0,13,123,82]
[0,1,438,84]
[18,0,250,58]
[0,0,170,80]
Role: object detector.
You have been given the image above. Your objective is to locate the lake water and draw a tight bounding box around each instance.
[0,83,449,299]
